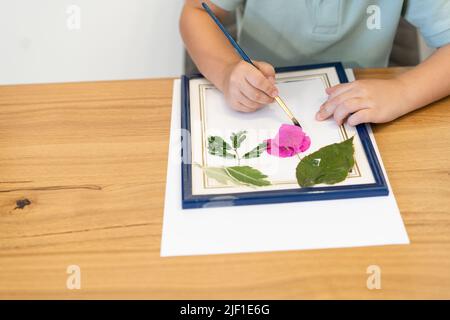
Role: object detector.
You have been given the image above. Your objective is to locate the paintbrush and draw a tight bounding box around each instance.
[201,2,301,127]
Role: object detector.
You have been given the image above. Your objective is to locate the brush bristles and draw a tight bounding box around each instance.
[292,118,302,128]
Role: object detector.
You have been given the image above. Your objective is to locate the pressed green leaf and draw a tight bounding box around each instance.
[225,166,271,187]
[195,164,269,188]
[207,136,235,158]
[230,131,247,149]
[199,166,244,186]
[242,142,267,159]
[296,137,355,187]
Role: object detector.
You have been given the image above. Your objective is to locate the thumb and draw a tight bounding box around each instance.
[253,60,275,80]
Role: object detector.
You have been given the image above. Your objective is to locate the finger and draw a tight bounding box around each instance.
[234,101,255,113]
[325,87,361,109]
[239,90,264,110]
[241,79,274,105]
[316,88,360,121]
[245,67,278,98]
[325,82,355,99]
[253,60,275,78]
[316,102,337,121]
[347,109,372,126]
[333,98,367,125]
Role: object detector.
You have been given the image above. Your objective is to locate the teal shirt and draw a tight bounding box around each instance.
[211,0,450,68]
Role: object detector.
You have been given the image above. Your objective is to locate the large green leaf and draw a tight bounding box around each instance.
[242,142,267,159]
[230,131,247,149]
[296,137,355,187]
[207,136,235,158]
[225,166,271,187]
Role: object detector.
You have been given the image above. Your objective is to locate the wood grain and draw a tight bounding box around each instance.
[0,69,449,299]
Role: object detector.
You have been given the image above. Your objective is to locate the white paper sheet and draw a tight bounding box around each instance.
[160,70,409,257]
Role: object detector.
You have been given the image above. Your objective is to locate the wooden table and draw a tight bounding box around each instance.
[0,68,449,299]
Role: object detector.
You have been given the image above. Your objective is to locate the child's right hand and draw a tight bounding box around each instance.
[221,60,279,112]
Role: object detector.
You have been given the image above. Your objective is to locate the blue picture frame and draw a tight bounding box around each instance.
[181,62,389,209]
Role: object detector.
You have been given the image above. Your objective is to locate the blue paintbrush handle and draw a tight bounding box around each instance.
[201,2,255,66]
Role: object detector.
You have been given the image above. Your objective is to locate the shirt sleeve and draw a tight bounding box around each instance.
[404,0,450,48]
[210,0,244,11]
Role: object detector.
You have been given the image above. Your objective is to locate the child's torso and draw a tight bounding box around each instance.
[238,0,405,68]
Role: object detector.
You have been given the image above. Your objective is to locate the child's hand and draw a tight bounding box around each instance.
[222,60,279,112]
[315,79,409,126]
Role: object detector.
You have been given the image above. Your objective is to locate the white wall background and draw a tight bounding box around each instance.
[0,0,184,85]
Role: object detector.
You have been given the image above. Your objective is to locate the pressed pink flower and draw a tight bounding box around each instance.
[266,124,311,158]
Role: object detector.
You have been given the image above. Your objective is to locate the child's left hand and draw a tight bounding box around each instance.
[315,79,409,126]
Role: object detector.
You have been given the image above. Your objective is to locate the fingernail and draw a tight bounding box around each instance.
[316,112,323,121]
[271,89,278,97]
